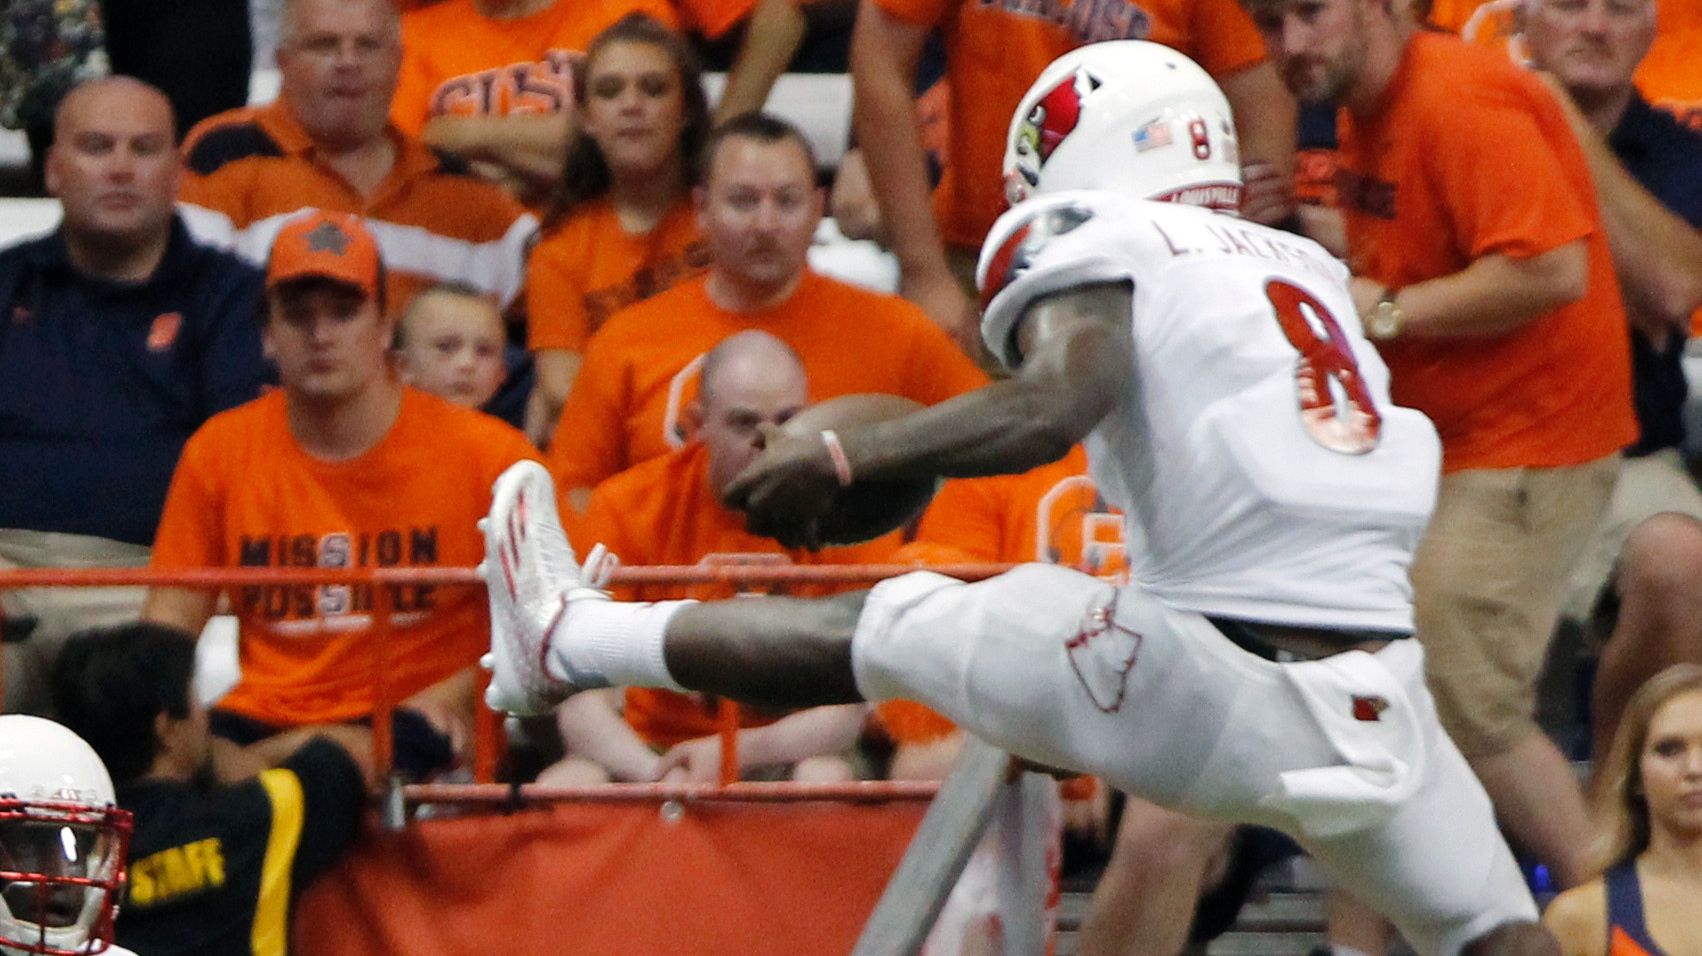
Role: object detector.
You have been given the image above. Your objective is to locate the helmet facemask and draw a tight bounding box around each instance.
[0,799,132,956]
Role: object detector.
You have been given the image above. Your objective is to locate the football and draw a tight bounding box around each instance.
[780,393,940,546]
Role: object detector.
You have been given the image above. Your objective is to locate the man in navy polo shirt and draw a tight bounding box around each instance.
[1526,0,1702,755]
[0,77,268,715]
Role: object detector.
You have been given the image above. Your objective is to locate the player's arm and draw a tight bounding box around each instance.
[1350,240,1588,338]
[715,0,808,121]
[843,282,1131,477]
[726,281,1129,542]
[848,0,976,344]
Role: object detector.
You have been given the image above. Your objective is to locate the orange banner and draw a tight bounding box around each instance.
[295,799,929,955]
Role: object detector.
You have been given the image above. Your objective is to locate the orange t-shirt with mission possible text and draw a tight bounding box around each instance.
[151,389,537,726]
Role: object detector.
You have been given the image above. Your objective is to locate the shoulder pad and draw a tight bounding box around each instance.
[977,196,1105,368]
[976,197,1098,314]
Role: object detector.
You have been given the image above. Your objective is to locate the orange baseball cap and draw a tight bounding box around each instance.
[265,211,382,298]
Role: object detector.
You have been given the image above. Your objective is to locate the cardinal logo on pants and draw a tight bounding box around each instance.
[1064,596,1143,714]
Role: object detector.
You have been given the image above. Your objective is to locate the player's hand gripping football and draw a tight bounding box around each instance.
[724,426,841,550]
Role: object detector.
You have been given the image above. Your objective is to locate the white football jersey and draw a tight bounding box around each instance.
[978,193,1441,632]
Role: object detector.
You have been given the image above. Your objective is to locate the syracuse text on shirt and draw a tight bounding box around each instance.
[428,51,579,120]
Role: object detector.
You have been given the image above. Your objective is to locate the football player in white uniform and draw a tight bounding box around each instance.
[0,715,136,956]
[480,42,1551,955]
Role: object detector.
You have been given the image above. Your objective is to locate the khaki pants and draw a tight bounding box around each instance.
[0,529,150,715]
[1410,458,1619,758]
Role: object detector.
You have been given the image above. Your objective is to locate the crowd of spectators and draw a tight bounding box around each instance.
[1,0,1701,951]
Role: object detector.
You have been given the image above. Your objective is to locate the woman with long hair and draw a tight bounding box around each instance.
[525,12,712,443]
[1544,663,1702,955]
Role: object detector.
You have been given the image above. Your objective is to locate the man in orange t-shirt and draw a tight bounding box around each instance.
[543,330,894,784]
[144,213,536,778]
[1247,0,1635,888]
[179,0,538,317]
[546,113,987,509]
[849,0,1297,345]
[392,0,679,197]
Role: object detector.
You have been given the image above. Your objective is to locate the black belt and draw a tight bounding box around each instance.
[1206,615,1412,663]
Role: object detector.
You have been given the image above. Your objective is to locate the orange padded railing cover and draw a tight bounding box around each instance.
[295,795,932,956]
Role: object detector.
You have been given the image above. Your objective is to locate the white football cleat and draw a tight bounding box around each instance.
[479,460,613,716]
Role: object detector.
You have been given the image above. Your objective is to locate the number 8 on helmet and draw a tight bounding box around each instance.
[1001,39,1244,211]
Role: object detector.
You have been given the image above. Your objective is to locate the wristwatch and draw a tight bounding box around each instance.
[1363,287,1405,341]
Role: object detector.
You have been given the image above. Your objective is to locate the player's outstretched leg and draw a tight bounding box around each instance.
[479,460,613,715]
[662,595,868,709]
[480,461,867,717]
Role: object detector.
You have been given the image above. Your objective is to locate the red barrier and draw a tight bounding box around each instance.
[295,796,932,956]
[2,567,1024,953]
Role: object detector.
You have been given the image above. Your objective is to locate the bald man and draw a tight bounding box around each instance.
[0,78,270,715]
[693,331,812,508]
[541,330,889,787]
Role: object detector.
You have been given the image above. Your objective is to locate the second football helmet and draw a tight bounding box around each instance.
[0,716,131,956]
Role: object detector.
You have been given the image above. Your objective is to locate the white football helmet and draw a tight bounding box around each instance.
[1002,40,1243,211]
[0,716,131,956]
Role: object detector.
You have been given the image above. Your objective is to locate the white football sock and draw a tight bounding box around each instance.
[546,599,694,691]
